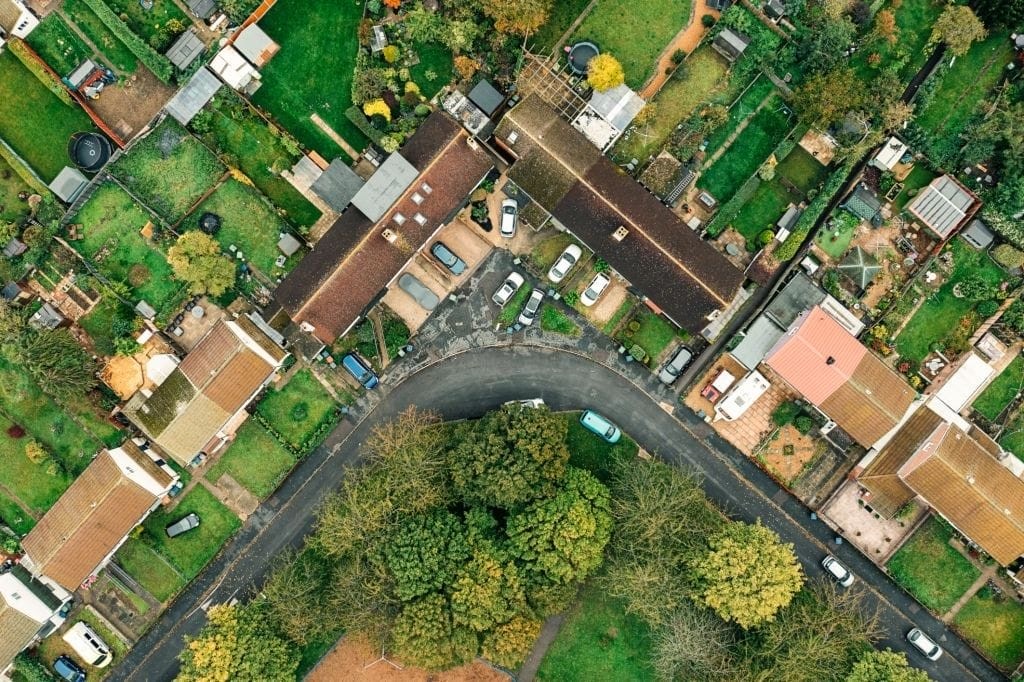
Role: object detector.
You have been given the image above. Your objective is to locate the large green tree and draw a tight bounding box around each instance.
[481,615,543,669]
[450,545,525,632]
[794,67,865,125]
[929,5,987,57]
[392,593,478,670]
[846,648,931,682]
[167,231,235,296]
[384,508,469,601]
[261,550,332,646]
[12,328,97,401]
[178,604,298,682]
[972,0,1024,28]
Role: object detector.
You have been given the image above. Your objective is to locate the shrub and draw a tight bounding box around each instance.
[758,229,775,247]
[628,344,647,363]
[628,320,641,332]
[671,49,686,65]
[345,105,386,145]
[587,54,625,92]
[79,0,173,82]
[772,401,801,427]
[794,415,814,435]
[6,424,25,439]
[993,244,1024,269]
[381,45,400,64]
[564,291,580,306]
[363,98,392,123]
[702,14,717,27]
[977,300,999,317]
[24,439,48,464]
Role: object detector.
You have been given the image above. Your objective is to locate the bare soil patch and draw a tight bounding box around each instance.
[308,637,509,682]
[89,69,174,141]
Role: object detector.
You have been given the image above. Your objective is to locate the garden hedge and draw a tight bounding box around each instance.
[79,0,173,82]
[8,39,74,107]
[0,138,49,195]
[344,105,385,145]
[775,161,855,261]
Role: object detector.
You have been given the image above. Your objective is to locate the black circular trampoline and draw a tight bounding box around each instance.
[567,41,599,76]
[69,132,112,172]
[199,212,222,234]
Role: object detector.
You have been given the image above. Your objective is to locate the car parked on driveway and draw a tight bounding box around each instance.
[518,289,544,326]
[907,628,943,661]
[431,241,466,275]
[342,353,379,389]
[658,345,693,385]
[580,272,610,306]
[53,655,86,682]
[492,272,525,307]
[500,198,518,238]
[821,555,854,587]
[398,273,439,310]
[166,513,200,538]
[579,409,621,443]
[547,244,582,283]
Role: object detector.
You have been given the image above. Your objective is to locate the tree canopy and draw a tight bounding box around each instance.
[168,231,236,296]
[480,0,552,36]
[929,5,987,57]
[178,604,298,682]
[587,54,625,92]
[846,648,931,682]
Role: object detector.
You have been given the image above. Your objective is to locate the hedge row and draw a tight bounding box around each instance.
[8,39,74,107]
[79,0,173,83]
[250,407,340,458]
[775,161,855,261]
[345,105,385,146]
[705,174,760,237]
[0,137,49,196]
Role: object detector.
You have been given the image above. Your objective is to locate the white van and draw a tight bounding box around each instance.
[62,621,112,667]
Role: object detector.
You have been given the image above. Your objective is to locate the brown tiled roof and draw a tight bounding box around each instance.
[204,350,272,413]
[22,451,159,590]
[820,355,918,446]
[275,112,493,343]
[179,322,237,385]
[0,0,23,33]
[0,602,41,672]
[859,405,943,516]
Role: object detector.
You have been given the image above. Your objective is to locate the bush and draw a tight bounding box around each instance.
[671,49,686,65]
[6,424,25,439]
[977,300,999,317]
[702,14,717,27]
[564,291,580,306]
[290,402,309,422]
[772,401,801,427]
[758,229,775,247]
[14,653,51,682]
[628,320,641,332]
[345,105,386,145]
[993,244,1024,269]
[794,415,814,435]
[628,344,647,363]
[79,0,173,82]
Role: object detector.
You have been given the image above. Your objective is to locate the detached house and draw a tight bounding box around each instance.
[0,565,70,675]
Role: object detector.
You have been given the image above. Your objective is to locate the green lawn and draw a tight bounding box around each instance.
[704,75,776,155]
[63,0,139,74]
[142,485,241,580]
[195,93,321,228]
[110,118,224,222]
[973,355,1024,422]
[77,297,132,357]
[775,144,828,194]
[103,0,189,52]
[999,415,1024,464]
[25,14,93,76]
[851,0,944,81]
[72,182,186,314]
[813,211,859,260]
[698,95,793,203]
[0,155,33,223]
[252,0,368,159]
[564,413,639,482]
[630,309,677,361]
[541,304,581,337]
[409,42,454,100]
[954,586,1024,671]
[895,239,1005,362]
[887,517,981,613]
[0,491,35,535]
[0,50,94,182]
[731,179,789,242]
[537,582,655,682]
[115,539,186,602]
[530,0,593,53]
[206,421,295,499]
[0,414,70,514]
[256,369,338,452]
[184,178,301,277]
[612,46,728,162]
[892,165,936,212]
[602,297,636,335]
[571,0,691,89]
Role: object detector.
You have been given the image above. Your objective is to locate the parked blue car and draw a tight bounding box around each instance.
[579,409,621,443]
[342,353,379,389]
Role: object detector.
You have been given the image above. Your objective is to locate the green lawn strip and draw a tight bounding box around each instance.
[0,414,71,513]
[102,0,188,52]
[953,586,1024,670]
[895,239,1005,363]
[612,46,728,162]
[256,369,337,451]
[698,95,792,203]
[536,581,655,682]
[184,178,300,277]
[252,0,368,159]
[564,413,639,482]
[205,421,295,499]
[114,538,186,602]
[999,415,1024,464]
[78,296,122,356]
[775,145,828,194]
[602,297,636,335]
[63,0,139,73]
[530,0,593,53]
[540,304,581,337]
[25,14,93,76]
[571,0,691,89]
[497,284,533,326]
[630,309,676,360]
[973,356,1024,422]
[0,50,94,182]
[72,182,186,314]
[850,0,944,81]
[142,485,241,579]
[886,517,981,613]
[0,155,33,223]
[704,75,776,155]
[410,41,454,100]
[109,118,224,222]
[0,490,36,535]
[813,211,858,260]
[892,164,936,212]
[731,179,792,243]
[197,93,321,228]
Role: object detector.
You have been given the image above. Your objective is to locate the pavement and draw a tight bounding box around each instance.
[108,252,1006,682]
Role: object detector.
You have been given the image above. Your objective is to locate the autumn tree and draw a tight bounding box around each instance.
[179,604,298,682]
[453,55,480,80]
[384,508,469,601]
[11,328,97,401]
[873,9,898,45]
[587,53,625,92]
[929,5,987,57]
[480,0,552,36]
[793,67,864,124]
[167,231,235,296]
[450,546,525,632]
[481,615,542,669]
[847,648,930,682]
[651,602,737,681]
[689,520,803,629]
[261,550,332,645]
[392,593,478,670]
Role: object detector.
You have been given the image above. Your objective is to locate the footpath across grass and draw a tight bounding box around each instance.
[886,516,981,613]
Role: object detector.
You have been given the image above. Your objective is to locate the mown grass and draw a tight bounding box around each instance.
[0,414,70,514]
[530,0,593,53]
[256,369,338,452]
[850,0,944,81]
[954,586,1024,671]
[0,491,35,535]
[0,155,32,223]
[63,0,138,73]
[630,309,677,361]
[704,75,776,155]
[999,415,1024,464]
[141,485,241,580]
[973,355,1024,422]
[892,164,935,212]
[410,41,454,100]
[887,517,981,613]
[115,538,185,602]
[531,232,577,271]
[25,14,92,76]
[206,421,296,499]
[564,413,639,482]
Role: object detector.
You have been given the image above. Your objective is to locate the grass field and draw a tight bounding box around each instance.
[704,75,776,155]
[0,156,33,223]
[104,0,189,52]
[25,14,93,76]
[1000,415,1024,463]
[699,95,792,204]
[197,93,321,227]
[115,538,186,601]
[185,178,300,277]
[63,0,138,73]
[72,182,186,314]
[537,582,655,681]
[731,147,826,241]
[0,50,94,182]
[110,119,224,222]
[954,586,1024,670]
[206,421,295,499]
[0,491,35,535]
[895,239,1005,362]
[256,369,337,452]
[0,414,71,514]
[410,42,454,100]
[541,304,581,337]
[253,0,368,159]
[530,0,592,53]
[973,355,1024,422]
[564,413,639,482]
[776,145,828,193]
[892,165,936,212]
[612,46,728,162]
[142,485,241,580]
[630,309,677,361]
[851,0,944,81]
[571,0,691,89]
[887,517,981,613]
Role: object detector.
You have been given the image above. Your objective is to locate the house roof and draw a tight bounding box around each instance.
[21,445,174,590]
[209,45,257,90]
[934,352,996,413]
[166,27,205,70]
[838,246,880,292]
[843,184,881,221]
[310,158,365,212]
[468,79,504,116]
[713,28,751,61]
[495,95,743,333]
[0,566,61,671]
[871,136,908,171]
[587,84,645,132]
[858,403,943,516]
[233,23,278,67]
[764,272,826,328]
[0,0,24,33]
[123,319,285,464]
[732,314,786,370]
[765,306,916,446]
[186,0,217,19]
[165,67,222,125]
[48,167,88,203]
[274,112,493,343]
[961,218,994,250]
[764,0,786,18]
[350,153,419,221]
[907,174,979,239]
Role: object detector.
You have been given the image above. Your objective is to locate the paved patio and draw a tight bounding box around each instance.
[819,479,927,564]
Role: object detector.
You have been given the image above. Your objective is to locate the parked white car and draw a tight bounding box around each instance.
[547,244,582,284]
[821,555,855,587]
[907,628,943,661]
[580,272,611,306]
[518,289,544,326]
[492,272,525,307]
[500,199,518,238]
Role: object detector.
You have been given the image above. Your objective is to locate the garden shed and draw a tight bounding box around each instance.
[277,233,302,257]
[960,218,994,250]
[842,184,882,225]
[185,0,217,20]
[234,23,279,68]
[166,28,206,71]
[837,246,881,293]
[907,174,979,240]
[468,79,504,117]
[165,67,222,125]
[712,28,750,63]
[48,166,88,203]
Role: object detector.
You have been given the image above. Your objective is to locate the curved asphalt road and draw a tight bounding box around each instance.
[110,345,1004,682]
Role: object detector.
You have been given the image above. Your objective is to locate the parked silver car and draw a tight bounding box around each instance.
[165,513,200,538]
[500,198,518,238]
[580,272,610,306]
[658,345,693,385]
[492,272,525,307]
[518,289,544,326]
[907,628,943,661]
[398,273,439,310]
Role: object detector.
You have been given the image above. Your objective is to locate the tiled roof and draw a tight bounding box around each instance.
[0,602,41,672]
[0,0,23,33]
[843,185,881,221]
[907,174,979,239]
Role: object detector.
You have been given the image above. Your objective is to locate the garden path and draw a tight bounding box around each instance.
[941,560,999,624]
[0,482,41,520]
[516,613,565,682]
[310,113,360,161]
[550,0,600,55]
[701,91,774,169]
[638,0,719,99]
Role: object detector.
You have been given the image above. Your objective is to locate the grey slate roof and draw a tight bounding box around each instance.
[186,0,216,19]
[350,152,418,221]
[961,218,994,250]
[277,233,302,256]
[310,159,365,212]
[233,23,277,67]
[165,67,222,125]
[713,28,750,62]
[776,204,802,232]
[907,174,978,239]
[764,272,826,328]
[838,246,881,292]
[30,303,63,330]
[732,314,786,370]
[166,28,205,70]
[48,166,88,203]
[468,79,504,116]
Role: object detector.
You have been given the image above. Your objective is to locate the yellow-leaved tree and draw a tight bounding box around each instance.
[587,54,625,92]
[363,98,392,123]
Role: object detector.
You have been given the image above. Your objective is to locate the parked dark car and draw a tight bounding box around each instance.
[431,241,467,275]
[165,513,200,538]
[342,353,379,389]
[398,273,439,310]
[53,655,86,682]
